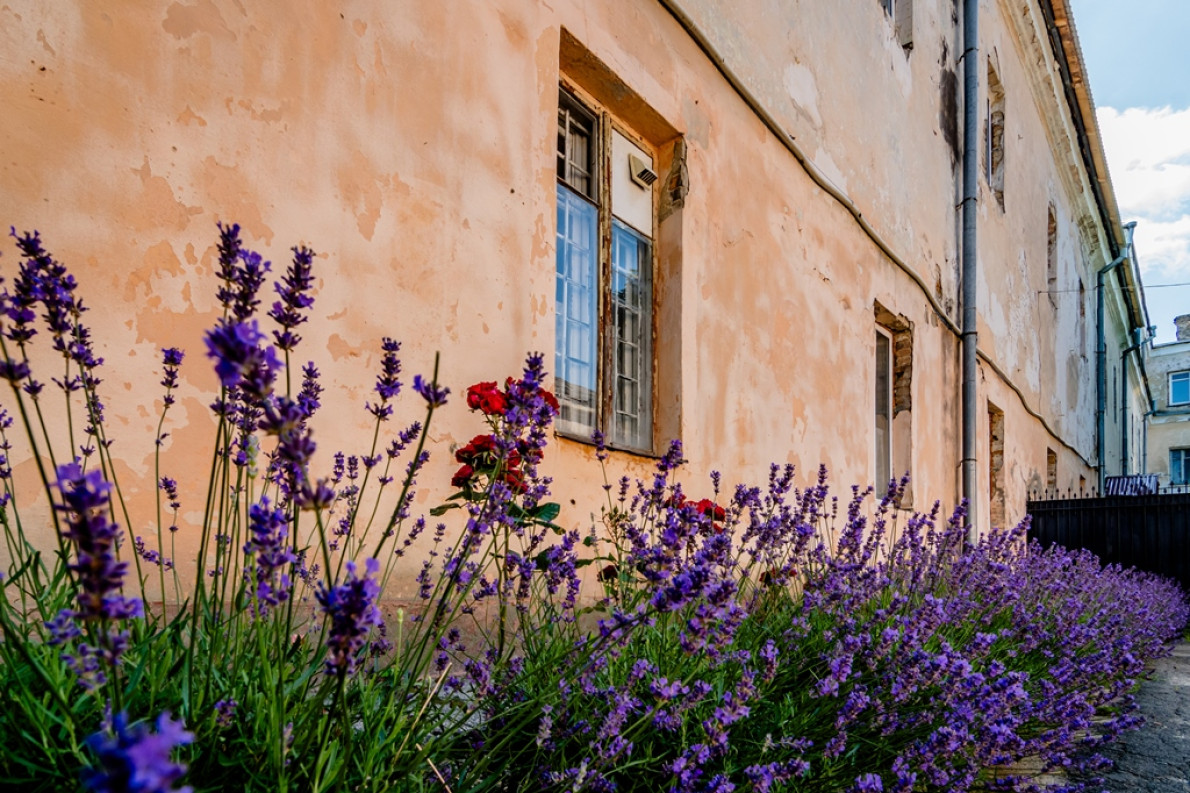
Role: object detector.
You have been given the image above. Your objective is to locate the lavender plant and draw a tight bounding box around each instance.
[0,225,1184,793]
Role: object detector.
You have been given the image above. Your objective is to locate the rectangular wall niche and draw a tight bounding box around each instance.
[874,302,913,506]
[988,403,1006,529]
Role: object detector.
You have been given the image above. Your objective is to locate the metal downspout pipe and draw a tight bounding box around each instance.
[1117,225,1145,474]
[1095,222,1135,490]
[1096,258,1123,490]
[960,0,979,544]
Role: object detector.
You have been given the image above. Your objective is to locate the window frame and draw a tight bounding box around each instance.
[1170,371,1190,407]
[875,327,893,496]
[555,82,660,455]
[1171,448,1190,486]
[985,60,1005,210]
[879,0,913,49]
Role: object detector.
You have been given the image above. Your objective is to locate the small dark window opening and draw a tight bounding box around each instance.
[1046,206,1057,307]
[986,62,1005,210]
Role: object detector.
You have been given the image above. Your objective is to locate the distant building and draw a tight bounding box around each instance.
[1145,315,1190,488]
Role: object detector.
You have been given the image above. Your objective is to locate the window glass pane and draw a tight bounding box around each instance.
[875,332,892,495]
[557,93,595,199]
[611,220,652,451]
[1172,450,1188,486]
[556,184,599,438]
[1171,372,1190,405]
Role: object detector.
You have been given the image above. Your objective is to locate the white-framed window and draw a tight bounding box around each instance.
[556,86,656,453]
[1171,448,1190,486]
[875,328,893,495]
[1170,371,1190,407]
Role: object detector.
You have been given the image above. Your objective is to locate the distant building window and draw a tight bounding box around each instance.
[986,61,1005,210]
[879,0,913,49]
[1171,448,1190,486]
[556,86,657,453]
[1171,371,1190,406]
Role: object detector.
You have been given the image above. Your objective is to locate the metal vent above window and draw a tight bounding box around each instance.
[628,153,658,188]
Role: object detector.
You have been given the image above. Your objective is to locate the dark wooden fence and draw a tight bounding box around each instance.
[1026,491,1190,591]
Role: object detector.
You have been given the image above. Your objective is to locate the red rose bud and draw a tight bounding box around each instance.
[451,464,475,488]
[456,434,499,464]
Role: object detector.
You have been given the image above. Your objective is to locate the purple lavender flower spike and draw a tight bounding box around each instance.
[412,374,449,408]
[228,247,271,323]
[295,478,335,511]
[367,339,402,420]
[853,773,884,793]
[318,557,383,675]
[159,348,183,408]
[56,462,143,624]
[0,358,30,383]
[213,699,237,728]
[214,222,243,313]
[82,711,194,793]
[203,319,280,397]
[243,497,297,615]
[298,361,323,417]
[158,477,180,511]
[268,244,316,351]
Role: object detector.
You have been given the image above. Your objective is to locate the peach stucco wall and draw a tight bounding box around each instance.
[0,0,1118,594]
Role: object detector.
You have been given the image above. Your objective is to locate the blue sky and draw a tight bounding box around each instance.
[1069,0,1190,343]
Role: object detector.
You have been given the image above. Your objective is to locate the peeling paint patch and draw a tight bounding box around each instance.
[196,156,274,244]
[812,148,848,195]
[177,105,207,126]
[782,62,821,127]
[235,98,286,123]
[337,151,386,241]
[129,157,198,232]
[36,28,55,56]
[162,0,234,41]
[327,333,362,361]
[939,61,959,164]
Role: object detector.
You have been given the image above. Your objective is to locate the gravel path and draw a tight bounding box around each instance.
[1081,641,1190,792]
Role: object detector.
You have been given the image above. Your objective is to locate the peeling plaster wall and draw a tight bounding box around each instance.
[968,0,1112,522]
[0,0,1110,592]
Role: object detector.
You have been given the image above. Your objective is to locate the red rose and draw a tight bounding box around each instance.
[666,495,690,510]
[501,467,527,493]
[695,499,727,523]
[466,381,507,415]
[451,464,475,488]
[456,434,499,464]
[502,376,560,414]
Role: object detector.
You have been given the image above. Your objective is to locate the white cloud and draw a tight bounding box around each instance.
[1096,105,1190,340]
[1097,106,1190,222]
[1130,215,1190,281]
